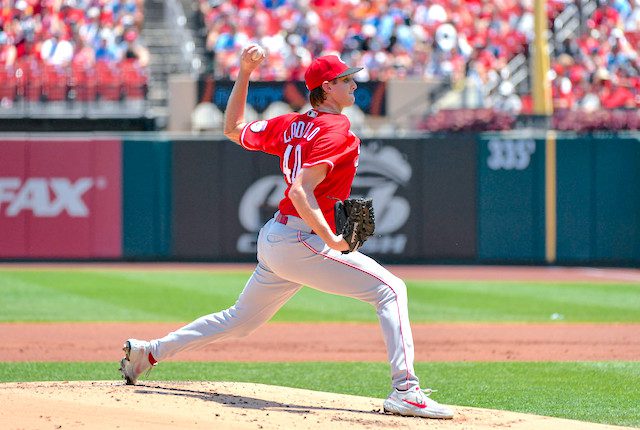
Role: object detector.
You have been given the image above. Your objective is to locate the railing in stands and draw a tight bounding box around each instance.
[164,0,201,77]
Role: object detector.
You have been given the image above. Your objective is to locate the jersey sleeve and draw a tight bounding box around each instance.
[240,114,295,155]
[302,132,350,172]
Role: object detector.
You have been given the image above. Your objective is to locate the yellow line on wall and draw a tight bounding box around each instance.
[545,130,557,263]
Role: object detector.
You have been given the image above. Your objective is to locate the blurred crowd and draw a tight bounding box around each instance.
[0,0,149,68]
[200,0,544,85]
[3,0,640,116]
[200,0,640,113]
[550,0,640,111]
[0,0,149,104]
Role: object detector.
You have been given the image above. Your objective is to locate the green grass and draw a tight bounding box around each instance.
[1,268,639,427]
[1,361,638,427]
[0,270,639,322]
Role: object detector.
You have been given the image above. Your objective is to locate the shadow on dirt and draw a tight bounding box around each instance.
[133,383,388,418]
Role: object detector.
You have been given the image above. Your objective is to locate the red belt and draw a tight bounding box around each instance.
[275,213,315,234]
[275,213,289,225]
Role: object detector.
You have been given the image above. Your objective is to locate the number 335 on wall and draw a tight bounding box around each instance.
[487,139,536,170]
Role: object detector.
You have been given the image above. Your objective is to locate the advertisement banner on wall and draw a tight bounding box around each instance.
[170,136,477,262]
[229,138,477,261]
[0,138,122,258]
[229,140,417,258]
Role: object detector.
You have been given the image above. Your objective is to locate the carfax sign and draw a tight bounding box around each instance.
[0,138,122,258]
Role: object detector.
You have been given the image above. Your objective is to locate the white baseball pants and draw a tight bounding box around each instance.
[150,214,420,390]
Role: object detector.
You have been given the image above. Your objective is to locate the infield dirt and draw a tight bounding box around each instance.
[1,381,635,430]
[2,322,640,362]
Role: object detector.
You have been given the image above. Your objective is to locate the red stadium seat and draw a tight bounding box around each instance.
[69,63,97,102]
[16,57,44,102]
[121,60,147,100]
[0,68,16,101]
[42,64,68,102]
[96,61,122,101]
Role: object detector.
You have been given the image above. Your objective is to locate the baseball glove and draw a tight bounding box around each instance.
[334,197,376,253]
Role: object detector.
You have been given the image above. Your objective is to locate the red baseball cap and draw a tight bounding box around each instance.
[304,55,363,90]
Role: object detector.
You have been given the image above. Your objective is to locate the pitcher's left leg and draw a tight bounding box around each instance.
[267,233,419,390]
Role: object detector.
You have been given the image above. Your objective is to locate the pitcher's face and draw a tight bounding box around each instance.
[327,74,357,108]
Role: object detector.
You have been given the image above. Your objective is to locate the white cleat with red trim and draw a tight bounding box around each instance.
[119,339,156,385]
[383,387,454,419]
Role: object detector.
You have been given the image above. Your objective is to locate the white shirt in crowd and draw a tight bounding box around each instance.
[40,37,74,66]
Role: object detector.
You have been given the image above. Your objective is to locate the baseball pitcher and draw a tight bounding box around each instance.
[119,45,453,420]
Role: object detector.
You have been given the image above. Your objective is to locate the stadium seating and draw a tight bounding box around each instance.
[199,0,539,84]
[3,0,640,129]
[547,1,640,114]
[0,0,148,110]
[198,0,640,122]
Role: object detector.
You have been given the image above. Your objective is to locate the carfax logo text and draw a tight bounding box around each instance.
[0,177,105,217]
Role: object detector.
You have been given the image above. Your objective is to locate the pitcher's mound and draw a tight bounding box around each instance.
[0,381,630,430]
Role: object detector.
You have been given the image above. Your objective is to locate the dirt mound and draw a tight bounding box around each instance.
[0,381,631,430]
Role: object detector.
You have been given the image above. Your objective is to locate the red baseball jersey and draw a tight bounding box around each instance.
[240,109,360,232]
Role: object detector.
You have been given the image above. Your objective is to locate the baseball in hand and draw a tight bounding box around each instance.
[251,46,265,61]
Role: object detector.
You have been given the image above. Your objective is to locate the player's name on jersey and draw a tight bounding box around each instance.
[284,121,321,144]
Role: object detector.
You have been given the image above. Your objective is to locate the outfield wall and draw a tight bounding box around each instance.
[1,132,638,265]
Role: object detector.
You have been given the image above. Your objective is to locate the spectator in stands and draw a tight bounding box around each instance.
[79,7,102,47]
[0,31,17,67]
[72,33,95,69]
[121,0,143,30]
[591,0,622,28]
[625,0,640,29]
[611,0,632,21]
[427,22,467,82]
[215,23,242,52]
[553,76,577,110]
[94,30,119,62]
[597,70,636,108]
[40,30,74,67]
[120,28,149,67]
[492,80,523,113]
[605,29,637,73]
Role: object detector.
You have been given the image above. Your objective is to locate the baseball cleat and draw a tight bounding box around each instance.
[119,339,156,385]
[383,386,453,419]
